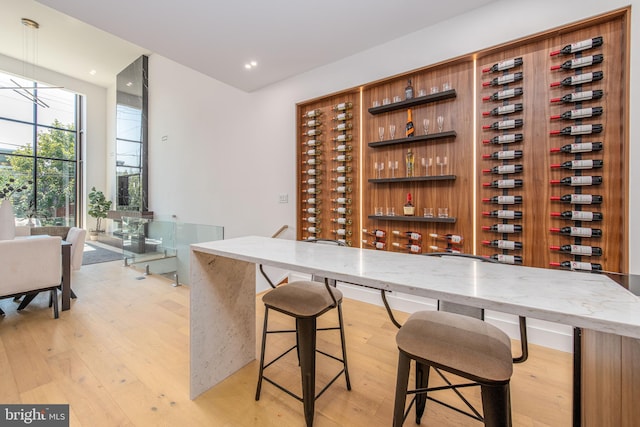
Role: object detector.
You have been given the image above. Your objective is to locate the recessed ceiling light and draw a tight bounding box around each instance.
[126,81,133,87]
[244,60,258,70]
[89,69,97,76]
[244,64,252,70]
[250,61,257,67]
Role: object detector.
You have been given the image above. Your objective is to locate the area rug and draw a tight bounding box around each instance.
[82,242,123,265]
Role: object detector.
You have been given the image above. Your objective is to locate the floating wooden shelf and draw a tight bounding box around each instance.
[368,130,457,148]
[367,89,457,115]
[367,215,456,223]
[368,175,456,183]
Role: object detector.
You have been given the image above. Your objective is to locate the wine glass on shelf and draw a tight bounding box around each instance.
[389,124,396,139]
[378,126,385,141]
[423,118,430,135]
[422,157,433,176]
[388,160,398,178]
[436,156,448,175]
[374,161,384,179]
[437,115,444,133]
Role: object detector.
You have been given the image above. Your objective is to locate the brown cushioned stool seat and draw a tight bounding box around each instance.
[262,281,343,317]
[393,310,513,427]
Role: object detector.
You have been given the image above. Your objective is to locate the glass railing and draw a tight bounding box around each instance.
[118,216,224,285]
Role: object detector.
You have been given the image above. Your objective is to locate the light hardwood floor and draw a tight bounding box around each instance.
[0,260,573,426]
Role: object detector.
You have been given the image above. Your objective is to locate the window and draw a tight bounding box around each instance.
[0,70,81,226]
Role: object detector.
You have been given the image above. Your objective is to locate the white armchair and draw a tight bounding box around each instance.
[0,236,62,318]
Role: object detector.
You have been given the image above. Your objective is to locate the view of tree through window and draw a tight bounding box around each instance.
[0,70,80,226]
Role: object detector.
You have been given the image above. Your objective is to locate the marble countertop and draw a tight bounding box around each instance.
[192,236,640,339]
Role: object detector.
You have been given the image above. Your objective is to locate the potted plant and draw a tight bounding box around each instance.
[88,187,112,241]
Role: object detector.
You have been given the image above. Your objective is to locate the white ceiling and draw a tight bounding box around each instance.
[2,0,498,92]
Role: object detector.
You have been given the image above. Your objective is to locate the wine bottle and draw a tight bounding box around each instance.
[403,193,415,216]
[331,197,352,205]
[306,148,322,156]
[550,107,603,120]
[482,103,524,116]
[302,109,322,118]
[483,179,523,189]
[302,197,319,205]
[549,244,602,256]
[332,228,352,236]
[483,134,524,145]
[482,195,523,205]
[550,194,603,204]
[302,158,322,166]
[483,150,523,160]
[550,142,603,154]
[406,148,415,177]
[392,242,422,253]
[301,188,320,195]
[363,239,386,250]
[362,228,386,238]
[331,217,353,225]
[303,139,321,147]
[302,119,322,127]
[331,185,352,193]
[331,134,353,142]
[482,119,524,130]
[550,226,602,238]
[303,129,322,137]
[332,122,353,132]
[549,124,603,136]
[302,168,321,176]
[332,144,353,152]
[332,112,353,121]
[549,176,603,186]
[482,210,523,219]
[429,233,463,244]
[482,224,523,233]
[482,164,524,175]
[405,79,414,100]
[302,207,321,215]
[550,71,604,87]
[406,109,415,138]
[482,57,523,73]
[331,206,352,215]
[550,160,603,170]
[304,178,321,185]
[332,102,353,111]
[487,254,523,265]
[393,230,422,241]
[482,72,524,87]
[550,90,604,104]
[483,87,524,101]
[302,216,319,224]
[429,245,461,254]
[482,239,523,250]
[337,238,352,246]
[550,261,602,272]
[550,210,603,221]
[550,54,604,71]
[303,226,321,233]
[331,154,353,162]
[331,165,352,173]
[550,36,603,56]
[331,176,352,184]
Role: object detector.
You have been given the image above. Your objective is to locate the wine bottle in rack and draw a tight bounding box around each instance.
[405,79,414,100]
[393,230,422,241]
[331,165,352,173]
[303,226,321,233]
[483,134,524,145]
[331,217,353,225]
[363,228,386,238]
[403,193,415,216]
[302,119,322,127]
[331,185,352,193]
[302,158,322,166]
[337,239,352,246]
[304,177,321,185]
[482,103,524,116]
[550,244,603,256]
[332,134,353,142]
[303,129,322,137]
[549,124,603,136]
[482,239,523,250]
[332,112,353,121]
[550,107,603,120]
[549,176,603,186]
[550,90,604,104]
[550,71,604,87]
[429,246,461,254]
[482,195,523,205]
[302,197,319,205]
[331,206,352,215]
[331,197,352,205]
[302,207,321,215]
[483,150,523,160]
[550,210,603,221]
[302,188,321,195]
[550,142,603,154]
[332,229,352,236]
[550,36,603,56]
[392,242,422,253]
[306,148,322,156]
[331,176,352,183]
[406,109,415,138]
[482,57,523,73]
[550,261,603,272]
[483,179,523,189]
[302,109,322,118]
[302,216,320,224]
[550,160,603,170]
[332,122,353,132]
[303,168,321,176]
[482,210,523,219]
[550,194,603,204]
[303,139,321,147]
[483,87,524,101]
[550,226,602,238]
[482,165,524,175]
[363,240,386,250]
[482,224,523,233]
[332,102,353,111]
[331,154,353,162]
[550,54,604,71]
[429,233,463,244]
[482,72,524,87]
[482,119,524,130]
[486,254,523,265]
[332,144,353,152]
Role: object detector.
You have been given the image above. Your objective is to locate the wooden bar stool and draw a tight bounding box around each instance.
[255,239,351,427]
[393,310,513,427]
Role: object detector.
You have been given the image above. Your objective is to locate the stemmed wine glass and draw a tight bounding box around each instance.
[436,156,448,175]
[437,116,444,133]
[421,157,433,176]
[378,126,385,141]
[389,124,396,139]
[423,118,430,135]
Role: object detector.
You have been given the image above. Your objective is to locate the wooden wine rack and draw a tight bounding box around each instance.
[296,9,628,273]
